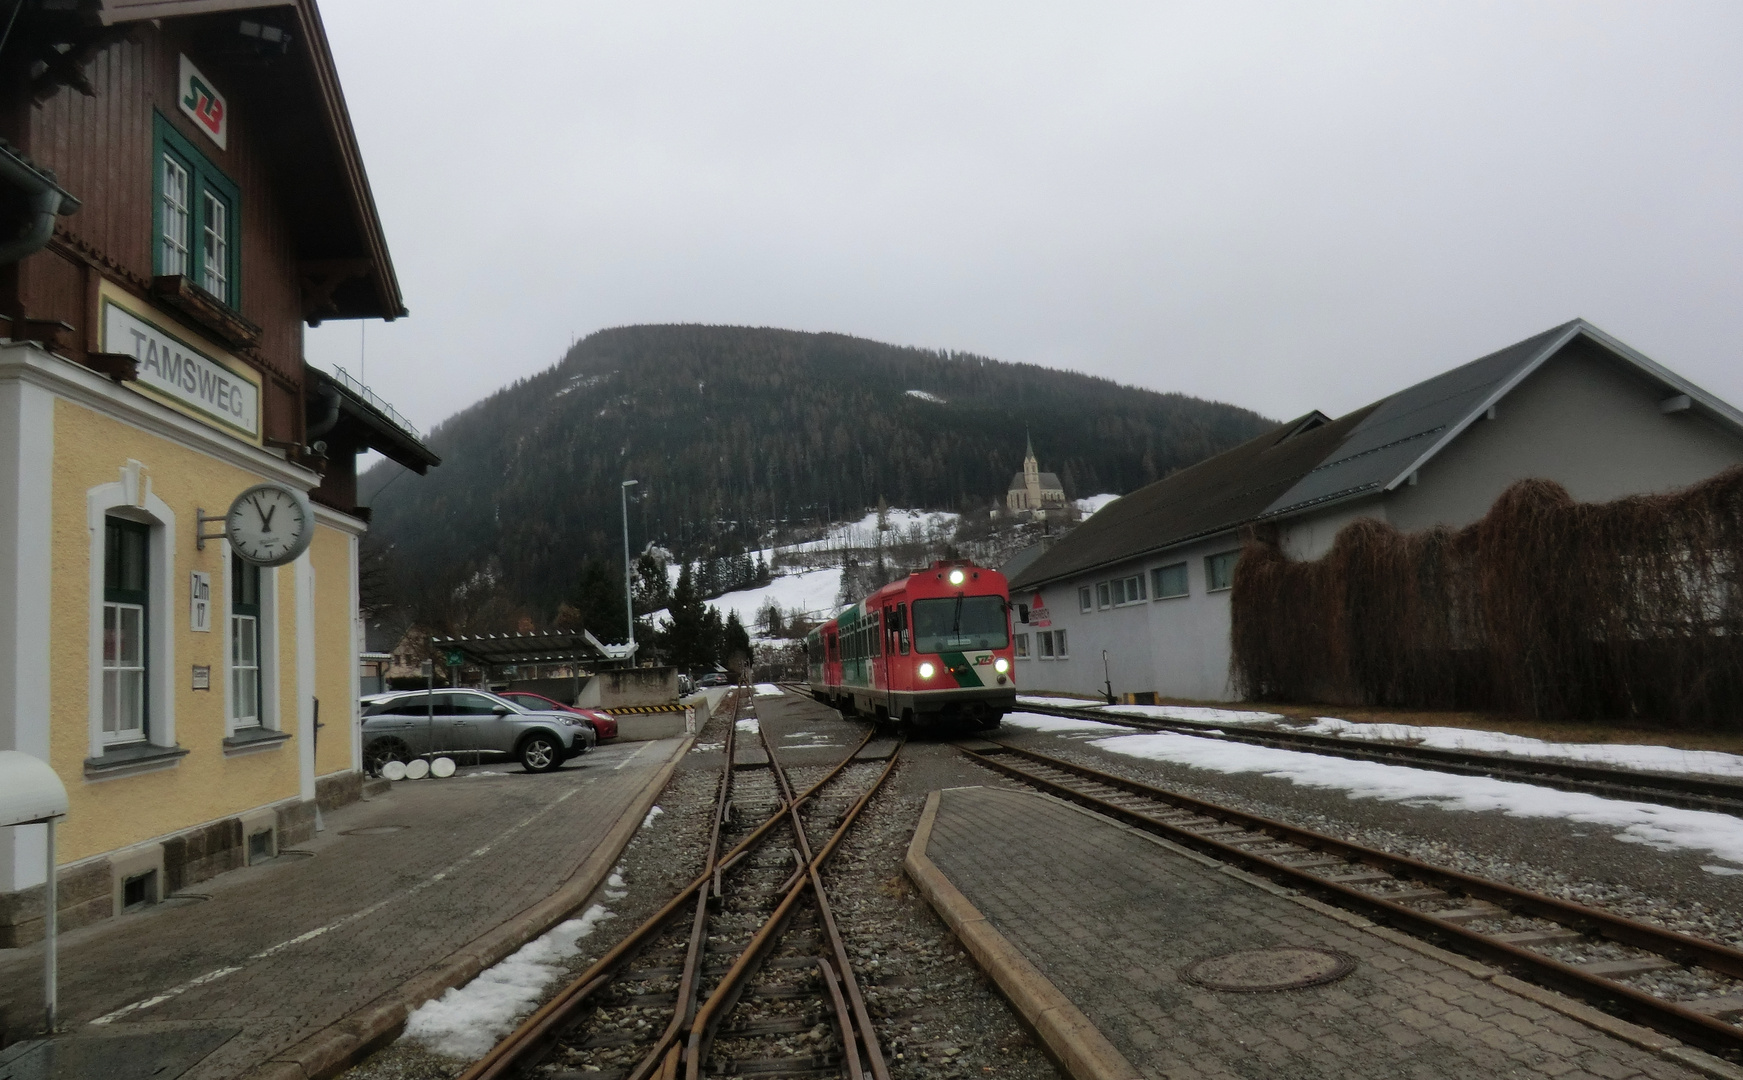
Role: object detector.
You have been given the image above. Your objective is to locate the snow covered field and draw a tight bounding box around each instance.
[1098,704,1286,725]
[1092,732,1743,870]
[402,904,616,1058]
[1002,711,1135,736]
[1296,717,1743,779]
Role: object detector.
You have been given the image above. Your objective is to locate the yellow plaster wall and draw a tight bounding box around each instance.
[311,523,356,776]
[51,398,315,864]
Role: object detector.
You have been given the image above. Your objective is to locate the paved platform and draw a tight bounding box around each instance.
[910,785,1728,1080]
[0,738,688,1080]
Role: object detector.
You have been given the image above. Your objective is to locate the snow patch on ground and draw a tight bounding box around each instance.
[905,389,946,403]
[1075,493,1119,517]
[641,805,664,828]
[1102,704,1285,724]
[401,904,616,1059]
[1092,732,1743,866]
[737,718,760,733]
[1017,695,1109,709]
[1301,717,1743,779]
[1002,711,1134,735]
[754,683,785,697]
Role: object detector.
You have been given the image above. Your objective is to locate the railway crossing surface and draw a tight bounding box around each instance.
[910,783,1732,1080]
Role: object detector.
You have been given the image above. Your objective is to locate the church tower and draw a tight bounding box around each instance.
[1023,430,1041,509]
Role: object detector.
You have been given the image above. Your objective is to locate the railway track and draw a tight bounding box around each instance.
[1015,700,1743,816]
[458,683,902,1080]
[960,739,1743,1060]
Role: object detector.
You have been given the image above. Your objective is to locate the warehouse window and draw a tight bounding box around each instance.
[1096,582,1111,609]
[102,518,150,745]
[230,553,261,729]
[1152,563,1188,599]
[1053,628,1068,658]
[1037,631,1054,659]
[1112,573,1146,606]
[1014,633,1029,659]
[1078,586,1092,613]
[154,113,241,307]
[1205,551,1240,592]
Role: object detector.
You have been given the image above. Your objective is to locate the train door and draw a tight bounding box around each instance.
[873,607,891,715]
[824,628,840,693]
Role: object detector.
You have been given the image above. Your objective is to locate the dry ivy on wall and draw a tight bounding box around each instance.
[1230,467,1743,726]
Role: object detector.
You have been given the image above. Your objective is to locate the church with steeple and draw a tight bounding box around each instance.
[1005,433,1068,519]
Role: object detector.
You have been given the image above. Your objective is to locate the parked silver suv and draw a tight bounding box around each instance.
[362,689,596,774]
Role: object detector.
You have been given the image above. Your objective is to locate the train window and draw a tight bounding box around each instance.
[871,612,882,658]
[911,596,1009,653]
[897,604,909,655]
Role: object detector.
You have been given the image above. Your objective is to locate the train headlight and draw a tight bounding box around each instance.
[918,662,936,679]
[994,657,1009,673]
[948,568,966,586]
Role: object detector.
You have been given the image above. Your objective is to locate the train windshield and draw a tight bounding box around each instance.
[911,596,1008,653]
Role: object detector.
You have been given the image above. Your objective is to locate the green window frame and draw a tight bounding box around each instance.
[103,518,151,744]
[153,112,242,309]
[1151,563,1189,599]
[1205,551,1240,593]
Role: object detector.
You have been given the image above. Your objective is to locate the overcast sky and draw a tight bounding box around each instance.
[305,2,1743,437]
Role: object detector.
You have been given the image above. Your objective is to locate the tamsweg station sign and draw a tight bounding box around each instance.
[103,300,259,438]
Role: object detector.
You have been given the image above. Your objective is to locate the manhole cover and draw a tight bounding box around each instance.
[1182,947,1355,992]
[343,825,409,836]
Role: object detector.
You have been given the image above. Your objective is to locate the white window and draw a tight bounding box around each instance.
[1206,551,1239,592]
[1037,631,1055,659]
[1096,582,1111,610]
[1014,633,1029,659]
[1053,628,1068,658]
[1152,563,1189,599]
[1078,586,1092,613]
[230,554,261,728]
[201,190,229,298]
[161,155,190,277]
[101,517,150,745]
[102,603,146,744]
[1112,573,1146,606]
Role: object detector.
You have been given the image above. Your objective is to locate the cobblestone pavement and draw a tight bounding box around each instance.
[0,739,685,1079]
[924,784,1710,1080]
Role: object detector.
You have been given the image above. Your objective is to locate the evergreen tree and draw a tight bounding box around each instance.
[570,557,627,643]
[702,606,725,670]
[723,610,752,674]
[754,551,770,585]
[633,551,670,614]
[667,562,708,670]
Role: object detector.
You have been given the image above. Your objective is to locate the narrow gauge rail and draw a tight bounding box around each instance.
[458,683,902,1080]
[1016,701,1743,816]
[961,741,1743,1060]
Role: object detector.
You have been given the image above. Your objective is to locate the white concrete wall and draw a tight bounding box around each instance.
[1013,533,1247,703]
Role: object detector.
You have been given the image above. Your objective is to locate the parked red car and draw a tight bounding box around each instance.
[496,691,619,739]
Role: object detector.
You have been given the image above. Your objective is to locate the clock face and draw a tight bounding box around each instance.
[226,484,313,567]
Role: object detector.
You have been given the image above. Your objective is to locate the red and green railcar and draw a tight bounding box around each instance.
[806,560,1015,729]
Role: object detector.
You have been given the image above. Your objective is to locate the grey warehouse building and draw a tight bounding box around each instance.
[1007,319,1743,702]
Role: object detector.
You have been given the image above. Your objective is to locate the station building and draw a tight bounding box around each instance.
[1009,321,1743,702]
[0,0,436,946]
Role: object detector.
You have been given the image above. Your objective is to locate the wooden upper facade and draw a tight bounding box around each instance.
[0,0,431,510]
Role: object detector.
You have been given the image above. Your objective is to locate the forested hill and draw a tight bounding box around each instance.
[363,324,1272,617]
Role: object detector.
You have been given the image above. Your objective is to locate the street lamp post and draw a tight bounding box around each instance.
[621,480,638,653]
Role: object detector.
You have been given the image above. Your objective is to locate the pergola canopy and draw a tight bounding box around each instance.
[430,630,635,668]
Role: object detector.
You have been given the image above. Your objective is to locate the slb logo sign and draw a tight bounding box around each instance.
[178,55,227,149]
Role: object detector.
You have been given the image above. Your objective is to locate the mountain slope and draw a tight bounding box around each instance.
[364,324,1272,615]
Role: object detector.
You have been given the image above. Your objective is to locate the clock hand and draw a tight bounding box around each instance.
[260,502,277,532]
